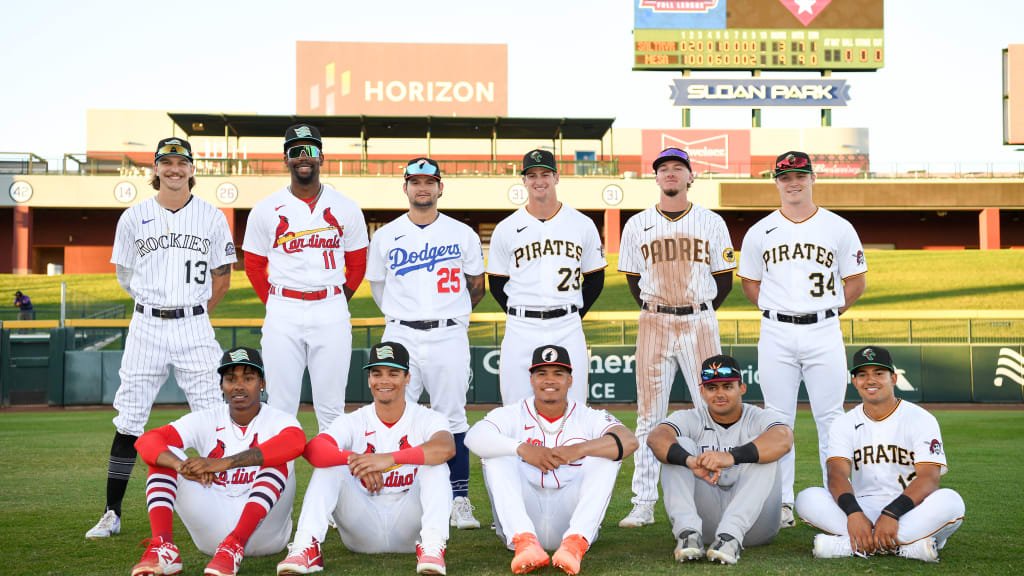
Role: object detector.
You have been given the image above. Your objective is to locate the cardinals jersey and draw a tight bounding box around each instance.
[619,203,735,307]
[111,196,236,307]
[365,213,484,321]
[478,399,623,489]
[169,403,303,497]
[487,204,606,309]
[738,207,866,314]
[242,185,368,290]
[662,404,788,455]
[325,402,449,496]
[827,399,948,499]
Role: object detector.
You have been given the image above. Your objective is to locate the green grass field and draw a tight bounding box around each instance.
[0,407,1021,575]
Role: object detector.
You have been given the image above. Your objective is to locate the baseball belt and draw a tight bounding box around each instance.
[135,303,205,319]
[269,285,343,301]
[399,319,457,330]
[642,302,709,315]
[507,305,578,319]
[763,309,836,324]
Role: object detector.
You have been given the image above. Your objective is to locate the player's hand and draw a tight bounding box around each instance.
[846,512,876,555]
[348,453,397,477]
[180,457,230,477]
[687,457,721,486]
[356,470,386,494]
[873,514,900,553]
[517,443,562,473]
[550,443,586,465]
[695,450,734,472]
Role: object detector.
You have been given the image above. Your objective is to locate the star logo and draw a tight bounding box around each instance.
[778,0,832,27]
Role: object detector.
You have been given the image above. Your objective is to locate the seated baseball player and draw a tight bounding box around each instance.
[647,354,793,565]
[795,346,965,563]
[130,346,306,576]
[465,345,639,575]
[277,342,455,576]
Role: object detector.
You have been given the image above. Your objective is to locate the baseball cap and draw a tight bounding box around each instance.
[521,149,557,174]
[653,147,693,172]
[850,346,895,374]
[700,354,742,384]
[529,345,572,372]
[155,137,193,163]
[405,157,441,180]
[218,346,264,376]
[284,124,323,150]
[364,341,410,371]
[774,151,814,177]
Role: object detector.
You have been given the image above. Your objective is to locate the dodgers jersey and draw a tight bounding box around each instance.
[111,196,236,308]
[827,399,948,498]
[365,213,484,321]
[243,185,368,290]
[479,398,623,489]
[738,207,866,314]
[170,403,302,498]
[662,404,788,455]
[619,203,735,306]
[325,402,449,496]
[487,204,606,309]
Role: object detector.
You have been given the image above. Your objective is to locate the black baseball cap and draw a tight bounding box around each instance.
[653,147,693,172]
[700,354,742,384]
[522,149,557,174]
[405,157,441,180]
[774,151,814,177]
[530,345,572,372]
[364,341,410,371]
[218,346,264,376]
[155,137,193,163]
[850,346,895,374]
[284,124,323,150]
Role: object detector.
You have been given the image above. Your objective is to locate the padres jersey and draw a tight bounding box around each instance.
[365,213,484,321]
[619,203,735,306]
[170,403,302,498]
[111,196,236,307]
[479,398,623,489]
[486,205,606,308]
[325,402,449,496]
[662,404,788,455]
[738,207,866,314]
[827,400,947,498]
[242,185,369,290]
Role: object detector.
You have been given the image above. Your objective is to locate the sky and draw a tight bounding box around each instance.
[1,0,1022,171]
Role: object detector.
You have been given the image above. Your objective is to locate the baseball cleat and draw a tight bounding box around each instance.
[707,533,742,565]
[812,533,857,559]
[277,536,324,575]
[551,534,588,575]
[618,502,655,527]
[511,532,550,574]
[673,530,704,562]
[780,503,796,528]
[898,537,939,563]
[415,541,447,575]
[450,496,481,530]
[86,509,121,539]
[131,536,182,576]
[204,535,245,576]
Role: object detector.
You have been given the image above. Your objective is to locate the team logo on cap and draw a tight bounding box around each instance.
[293,126,313,138]
[165,139,183,146]
[228,349,250,362]
[862,348,876,361]
[531,151,543,162]
[541,347,559,362]
[376,345,395,360]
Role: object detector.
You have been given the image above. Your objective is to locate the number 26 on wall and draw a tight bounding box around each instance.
[437,268,461,293]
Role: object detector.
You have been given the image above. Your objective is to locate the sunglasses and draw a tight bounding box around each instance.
[657,148,690,161]
[701,366,740,381]
[156,144,192,160]
[286,145,322,159]
[405,160,440,177]
[777,155,810,169]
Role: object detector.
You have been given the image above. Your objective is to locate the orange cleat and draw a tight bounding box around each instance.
[551,534,589,575]
[511,532,550,574]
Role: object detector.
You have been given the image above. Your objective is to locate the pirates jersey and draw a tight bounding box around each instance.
[662,404,788,455]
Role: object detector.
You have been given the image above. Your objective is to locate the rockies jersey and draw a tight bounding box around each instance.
[827,399,948,498]
[486,204,606,309]
[169,403,302,498]
[662,404,788,455]
[479,398,623,489]
[242,185,368,290]
[111,196,236,307]
[619,203,735,306]
[324,402,449,496]
[365,213,484,321]
[738,207,866,314]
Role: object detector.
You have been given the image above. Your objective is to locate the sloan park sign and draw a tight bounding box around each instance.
[670,78,851,107]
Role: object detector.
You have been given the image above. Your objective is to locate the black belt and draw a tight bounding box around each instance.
[508,305,578,319]
[764,309,835,324]
[642,302,708,316]
[136,303,205,319]
[399,319,457,330]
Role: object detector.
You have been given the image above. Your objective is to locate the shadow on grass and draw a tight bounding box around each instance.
[856,282,1024,307]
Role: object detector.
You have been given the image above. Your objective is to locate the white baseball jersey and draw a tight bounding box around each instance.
[242,185,368,290]
[111,196,236,307]
[366,213,484,320]
[738,207,866,313]
[662,404,788,453]
[619,203,736,306]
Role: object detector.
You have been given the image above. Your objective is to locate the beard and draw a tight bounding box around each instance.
[291,163,319,185]
[661,187,680,197]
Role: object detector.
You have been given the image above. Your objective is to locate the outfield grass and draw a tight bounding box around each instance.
[0,407,1020,575]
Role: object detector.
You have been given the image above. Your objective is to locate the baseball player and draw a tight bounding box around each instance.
[618,147,736,528]
[465,344,639,575]
[647,354,793,565]
[487,149,606,406]
[366,157,485,530]
[737,151,867,527]
[796,346,965,563]
[243,124,369,432]
[277,342,455,576]
[88,137,236,539]
[13,290,33,320]
[130,346,305,576]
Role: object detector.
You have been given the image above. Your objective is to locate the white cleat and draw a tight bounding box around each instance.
[86,510,121,539]
[673,530,704,562]
[898,537,939,563]
[450,496,481,530]
[706,534,742,565]
[618,502,655,527]
[780,503,796,528]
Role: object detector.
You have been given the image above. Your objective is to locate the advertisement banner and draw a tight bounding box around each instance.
[642,129,751,175]
[811,153,870,177]
[634,0,726,30]
[972,346,1024,402]
[669,78,851,107]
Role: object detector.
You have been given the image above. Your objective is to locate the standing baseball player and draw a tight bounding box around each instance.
[647,354,792,565]
[87,137,236,539]
[243,124,369,432]
[366,157,485,530]
[737,151,867,527]
[130,346,306,576]
[466,345,639,575]
[277,342,455,576]
[618,147,736,528]
[487,149,606,406]
[796,346,965,563]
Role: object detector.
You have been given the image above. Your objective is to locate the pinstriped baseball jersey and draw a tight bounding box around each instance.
[618,203,736,306]
[662,404,788,454]
[111,196,236,308]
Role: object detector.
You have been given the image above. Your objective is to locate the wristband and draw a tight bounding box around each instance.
[837,493,863,516]
[666,443,692,467]
[604,432,623,461]
[392,445,425,466]
[728,442,759,464]
[881,494,915,520]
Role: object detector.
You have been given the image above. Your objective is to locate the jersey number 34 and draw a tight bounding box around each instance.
[808,271,836,297]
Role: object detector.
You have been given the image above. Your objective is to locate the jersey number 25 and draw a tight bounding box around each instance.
[437,268,461,293]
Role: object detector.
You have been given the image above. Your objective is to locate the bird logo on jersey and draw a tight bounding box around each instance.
[398,435,411,451]
[273,210,343,254]
[208,439,226,459]
[365,443,376,454]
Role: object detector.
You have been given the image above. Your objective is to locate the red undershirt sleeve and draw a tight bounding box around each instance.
[135,425,184,465]
[343,247,367,293]
[244,252,271,304]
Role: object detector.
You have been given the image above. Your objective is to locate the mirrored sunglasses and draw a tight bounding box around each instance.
[286,145,322,159]
[405,160,440,177]
[657,148,690,161]
[156,144,192,160]
[701,366,740,381]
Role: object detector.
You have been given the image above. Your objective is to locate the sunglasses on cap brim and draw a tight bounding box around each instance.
[656,148,690,162]
[405,161,440,178]
[701,366,740,382]
[286,145,322,159]
[156,144,192,160]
